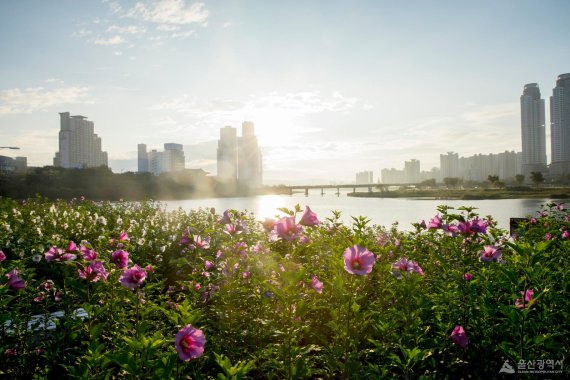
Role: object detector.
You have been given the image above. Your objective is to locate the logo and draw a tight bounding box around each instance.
[499,360,515,374]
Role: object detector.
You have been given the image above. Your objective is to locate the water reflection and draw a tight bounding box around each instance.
[165,195,564,231]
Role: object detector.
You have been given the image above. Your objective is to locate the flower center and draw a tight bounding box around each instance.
[351,259,361,270]
[181,335,194,350]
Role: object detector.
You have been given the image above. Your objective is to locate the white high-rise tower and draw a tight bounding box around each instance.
[53,112,108,168]
[550,73,570,177]
[520,83,546,177]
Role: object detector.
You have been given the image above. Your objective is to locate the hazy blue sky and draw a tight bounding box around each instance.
[1,0,569,184]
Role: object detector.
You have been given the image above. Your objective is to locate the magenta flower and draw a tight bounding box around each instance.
[450,325,468,348]
[479,245,502,262]
[119,264,147,290]
[274,216,303,241]
[562,230,569,239]
[530,217,537,225]
[458,218,487,235]
[204,260,214,270]
[224,223,243,236]
[544,233,552,241]
[463,273,473,281]
[44,246,77,262]
[427,215,442,229]
[5,269,26,290]
[175,324,206,361]
[343,245,375,275]
[0,250,6,262]
[80,246,98,261]
[111,250,129,269]
[515,289,536,309]
[78,261,109,282]
[392,258,424,279]
[471,217,488,234]
[442,224,459,237]
[118,231,130,241]
[219,210,232,224]
[311,275,323,294]
[299,206,320,226]
[193,235,210,249]
[66,241,79,253]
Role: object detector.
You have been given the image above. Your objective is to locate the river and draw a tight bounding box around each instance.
[163,191,564,231]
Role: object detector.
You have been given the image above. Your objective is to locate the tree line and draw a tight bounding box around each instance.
[0,166,252,201]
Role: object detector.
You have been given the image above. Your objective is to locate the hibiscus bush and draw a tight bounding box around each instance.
[0,197,568,379]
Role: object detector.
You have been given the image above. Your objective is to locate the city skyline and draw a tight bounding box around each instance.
[1,1,570,184]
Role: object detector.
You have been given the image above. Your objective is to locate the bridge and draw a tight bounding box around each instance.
[286,183,410,196]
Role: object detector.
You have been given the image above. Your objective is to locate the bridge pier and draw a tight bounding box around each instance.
[368,186,372,192]
[305,188,309,196]
[321,188,324,196]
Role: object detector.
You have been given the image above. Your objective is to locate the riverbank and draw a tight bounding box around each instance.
[348,187,570,200]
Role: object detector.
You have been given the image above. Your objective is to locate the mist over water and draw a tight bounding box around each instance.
[164,194,562,231]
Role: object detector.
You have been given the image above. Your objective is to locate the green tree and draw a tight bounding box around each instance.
[420,178,436,188]
[515,174,525,184]
[487,175,500,187]
[530,171,544,186]
[443,177,459,189]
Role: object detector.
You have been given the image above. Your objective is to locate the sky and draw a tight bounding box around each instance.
[1,0,569,185]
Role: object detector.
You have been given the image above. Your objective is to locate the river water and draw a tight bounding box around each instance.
[164,191,564,231]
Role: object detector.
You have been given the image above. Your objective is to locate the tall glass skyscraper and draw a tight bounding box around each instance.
[520,83,546,177]
[550,73,570,177]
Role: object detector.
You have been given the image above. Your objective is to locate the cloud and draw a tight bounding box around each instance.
[461,102,518,124]
[152,91,360,117]
[171,30,195,39]
[107,1,123,15]
[149,91,363,146]
[94,35,125,45]
[156,24,180,31]
[127,0,209,26]
[106,25,147,34]
[72,28,92,37]
[0,86,91,115]
[45,78,65,85]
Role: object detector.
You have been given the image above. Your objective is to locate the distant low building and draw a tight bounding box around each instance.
[138,143,185,175]
[0,156,27,173]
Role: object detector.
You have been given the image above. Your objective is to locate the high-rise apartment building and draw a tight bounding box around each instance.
[520,83,547,177]
[356,171,373,184]
[238,121,262,189]
[217,126,238,183]
[53,112,108,168]
[404,159,420,184]
[440,152,459,180]
[550,73,570,177]
[138,143,185,175]
[217,123,263,188]
[138,144,149,173]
